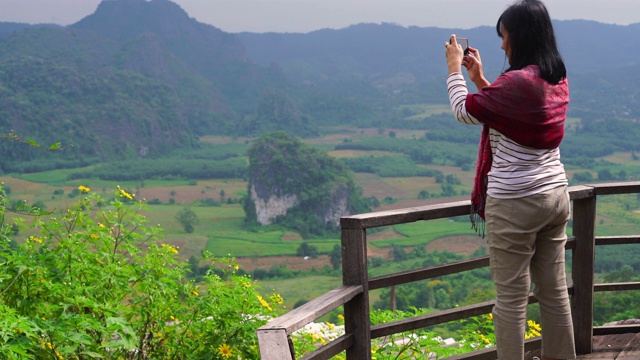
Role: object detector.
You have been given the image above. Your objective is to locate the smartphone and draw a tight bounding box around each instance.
[457,38,470,56]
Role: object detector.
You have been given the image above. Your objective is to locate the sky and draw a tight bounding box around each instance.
[1,0,639,33]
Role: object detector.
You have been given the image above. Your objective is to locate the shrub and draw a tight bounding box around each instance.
[0,187,281,359]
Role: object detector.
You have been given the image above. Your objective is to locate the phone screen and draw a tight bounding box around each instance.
[457,38,469,55]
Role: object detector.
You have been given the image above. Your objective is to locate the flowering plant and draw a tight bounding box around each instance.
[0,187,280,359]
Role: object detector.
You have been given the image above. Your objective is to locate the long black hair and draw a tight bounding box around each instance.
[497,0,566,84]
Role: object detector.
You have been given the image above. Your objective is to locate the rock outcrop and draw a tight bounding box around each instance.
[245,131,369,235]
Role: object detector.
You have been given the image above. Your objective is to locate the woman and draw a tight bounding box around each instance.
[444,1,576,359]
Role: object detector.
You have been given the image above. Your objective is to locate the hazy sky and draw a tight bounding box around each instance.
[1,0,639,33]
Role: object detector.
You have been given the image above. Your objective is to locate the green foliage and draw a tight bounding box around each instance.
[296,242,319,259]
[340,155,443,177]
[239,89,318,137]
[0,188,280,359]
[246,131,370,236]
[0,56,204,171]
[175,207,200,233]
[69,157,247,181]
[329,244,342,270]
[372,250,494,311]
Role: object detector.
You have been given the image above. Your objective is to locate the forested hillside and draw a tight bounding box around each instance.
[0,0,639,174]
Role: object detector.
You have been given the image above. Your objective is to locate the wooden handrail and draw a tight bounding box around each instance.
[257,181,640,359]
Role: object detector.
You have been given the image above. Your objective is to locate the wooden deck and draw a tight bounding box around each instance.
[524,332,640,360]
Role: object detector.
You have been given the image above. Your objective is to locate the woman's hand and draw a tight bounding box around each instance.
[463,47,490,90]
[445,34,464,75]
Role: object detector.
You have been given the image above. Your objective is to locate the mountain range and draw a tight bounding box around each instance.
[0,0,638,170]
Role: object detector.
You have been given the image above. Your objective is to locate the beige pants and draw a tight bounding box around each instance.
[486,186,576,360]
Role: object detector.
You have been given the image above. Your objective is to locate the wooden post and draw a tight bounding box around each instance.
[257,329,294,360]
[571,188,596,355]
[341,224,371,359]
[390,285,396,312]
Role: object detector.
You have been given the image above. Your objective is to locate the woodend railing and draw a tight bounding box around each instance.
[257,181,640,359]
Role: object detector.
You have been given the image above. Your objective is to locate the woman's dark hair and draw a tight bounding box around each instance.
[496,0,566,84]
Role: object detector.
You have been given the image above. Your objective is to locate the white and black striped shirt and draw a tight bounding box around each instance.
[446,73,568,199]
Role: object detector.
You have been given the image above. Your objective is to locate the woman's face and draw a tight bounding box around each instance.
[500,25,512,63]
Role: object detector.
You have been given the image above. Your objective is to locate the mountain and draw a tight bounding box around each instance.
[237,20,640,85]
[236,20,640,128]
[0,0,638,173]
[0,0,286,171]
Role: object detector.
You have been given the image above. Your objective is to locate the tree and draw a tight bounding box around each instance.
[329,244,342,270]
[390,244,407,262]
[296,242,318,259]
[175,207,199,233]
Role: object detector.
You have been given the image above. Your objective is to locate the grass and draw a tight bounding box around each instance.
[2,128,639,268]
[257,275,342,309]
[366,220,473,249]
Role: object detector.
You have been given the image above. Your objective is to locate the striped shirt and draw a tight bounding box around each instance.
[446,73,568,199]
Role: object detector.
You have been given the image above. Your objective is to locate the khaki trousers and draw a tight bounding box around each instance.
[486,186,576,360]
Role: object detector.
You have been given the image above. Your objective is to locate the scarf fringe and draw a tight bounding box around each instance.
[470,202,486,239]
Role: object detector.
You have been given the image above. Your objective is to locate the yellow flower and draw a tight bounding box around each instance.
[270,293,284,305]
[78,185,90,193]
[29,236,42,244]
[218,343,233,359]
[98,223,106,228]
[525,320,542,339]
[116,185,134,200]
[90,234,99,240]
[257,295,272,311]
[161,243,179,254]
[191,288,199,297]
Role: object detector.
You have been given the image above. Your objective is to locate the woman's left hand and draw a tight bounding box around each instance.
[445,34,464,75]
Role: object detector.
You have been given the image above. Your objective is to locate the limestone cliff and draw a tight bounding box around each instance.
[244,131,370,236]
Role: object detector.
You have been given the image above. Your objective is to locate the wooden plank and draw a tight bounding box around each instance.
[617,332,640,360]
[299,334,353,360]
[594,324,640,335]
[444,338,540,360]
[596,235,640,246]
[341,227,371,359]
[577,333,636,359]
[371,300,495,338]
[591,181,640,195]
[571,192,597,355]
[594,282,640,292]
[340,200,470,229]
[369,256,490,290]
[371,294,541,339]
[258,285,363,333]
[568,185,595,200]
[257,328,295,360]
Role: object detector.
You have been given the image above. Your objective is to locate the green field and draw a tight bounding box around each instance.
[3,127,640,310]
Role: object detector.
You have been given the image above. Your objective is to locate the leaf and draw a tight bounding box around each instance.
[80,351,104,359]
[26,139,40,147]
[48,142,62,150]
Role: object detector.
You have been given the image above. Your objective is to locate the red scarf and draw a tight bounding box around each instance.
[465,65,569,234]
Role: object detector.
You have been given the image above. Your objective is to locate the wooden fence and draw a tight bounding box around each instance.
[257,181,640,359]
